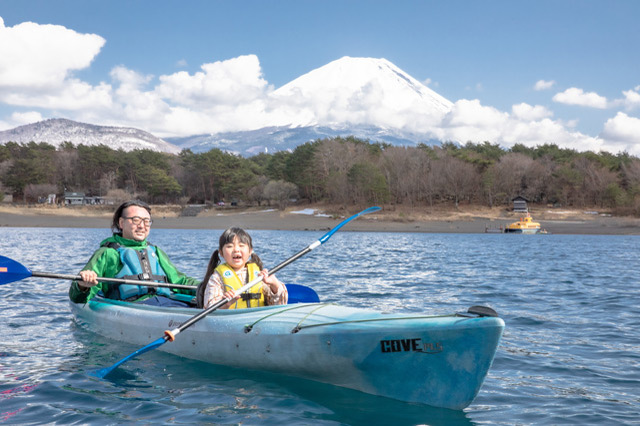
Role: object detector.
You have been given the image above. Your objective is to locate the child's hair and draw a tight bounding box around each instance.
[196,227,263,308]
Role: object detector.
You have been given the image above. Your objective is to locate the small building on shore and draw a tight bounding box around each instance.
[64,192,85,205]
[512,196,529,213]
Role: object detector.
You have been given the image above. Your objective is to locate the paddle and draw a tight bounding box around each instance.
[91,206,381,378]
[0,256,194,290]
[0,256,320,303]
[286,283,320,303]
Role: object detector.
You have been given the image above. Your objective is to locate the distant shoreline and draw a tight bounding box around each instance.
[1,204,639,235]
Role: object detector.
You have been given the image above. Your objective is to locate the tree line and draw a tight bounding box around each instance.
[1,137,640,215]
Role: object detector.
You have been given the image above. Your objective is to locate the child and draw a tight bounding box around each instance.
[196,227,288,309]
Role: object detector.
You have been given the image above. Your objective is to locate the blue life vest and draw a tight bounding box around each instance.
[103,243,171,301]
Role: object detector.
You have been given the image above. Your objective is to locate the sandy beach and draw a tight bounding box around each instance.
[1,204,639,235]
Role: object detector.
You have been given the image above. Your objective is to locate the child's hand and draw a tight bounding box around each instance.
[222,289,239,308]
[260,269,283,294]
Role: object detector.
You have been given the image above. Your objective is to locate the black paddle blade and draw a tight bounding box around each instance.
[467,305,499,317]
[0,255,33,285]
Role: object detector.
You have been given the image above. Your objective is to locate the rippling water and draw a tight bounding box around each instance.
[1,228,638,425]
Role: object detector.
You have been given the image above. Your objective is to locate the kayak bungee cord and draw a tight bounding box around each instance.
[243,302,337,333]
[241,304,495,334]
[244,303,335,333]
[90,206,381,378]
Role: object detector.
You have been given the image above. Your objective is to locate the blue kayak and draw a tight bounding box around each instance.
[71,298,504,410]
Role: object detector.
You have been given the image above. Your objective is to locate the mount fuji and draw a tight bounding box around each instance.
[168,57,454,154]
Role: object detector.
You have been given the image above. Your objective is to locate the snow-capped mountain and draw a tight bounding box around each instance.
[271,56,453,128]
[171,57,453,154]
[0,118,180,153]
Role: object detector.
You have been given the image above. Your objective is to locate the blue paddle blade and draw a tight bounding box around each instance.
[286,284,320,303]
[0,255,33,285]
[319,206,381,243]
[89,337,167,379]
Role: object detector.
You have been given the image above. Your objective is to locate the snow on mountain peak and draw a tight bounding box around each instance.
[0,118,180,153]
[272,56,453,131]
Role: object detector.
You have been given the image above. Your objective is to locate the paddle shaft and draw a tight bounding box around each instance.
[31,271,195,290]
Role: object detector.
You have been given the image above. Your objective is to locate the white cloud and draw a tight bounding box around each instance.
[434,98,605,153]
[437,99,508,142]
[3,79,113,110]
[0,17,111,112]
[599,112,640,153]
[155,55,271,106]
[0,17,105,89]
[11,111,43,125]
[0,110,43,130]
[621,86,640,110]
[552,87,608,109]
[512,103,553,121]
[534,80,555,91]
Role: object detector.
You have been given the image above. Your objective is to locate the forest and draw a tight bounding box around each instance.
[1,137,640,216]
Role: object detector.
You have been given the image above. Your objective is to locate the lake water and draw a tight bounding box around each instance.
[1,227,638,425]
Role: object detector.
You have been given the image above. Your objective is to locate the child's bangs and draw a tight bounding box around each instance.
[220,227,253,248]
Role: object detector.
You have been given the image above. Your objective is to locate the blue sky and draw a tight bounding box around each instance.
[1,0,639,154]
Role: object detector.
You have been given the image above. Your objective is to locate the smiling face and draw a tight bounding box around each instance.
[221,236,252,271]
[118,205,151,241]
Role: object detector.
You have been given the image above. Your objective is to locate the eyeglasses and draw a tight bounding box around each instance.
[122,216,153,226]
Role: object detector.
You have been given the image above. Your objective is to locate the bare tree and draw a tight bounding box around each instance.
[312,139,370,205]
[573,156,618,207]
[621,158,640,188]
[489,153,534,204]
[264,180,299,210]
[247,175,269,206]
[54,149,78,190]
[99,171,118,196]
[521,156,555,203]
[24,183,57,203]
[381,146,430,206]
[431,154,479,208]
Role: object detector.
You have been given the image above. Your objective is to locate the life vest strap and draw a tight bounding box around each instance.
[241,293,261,301]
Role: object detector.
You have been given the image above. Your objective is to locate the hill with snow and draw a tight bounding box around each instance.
[0,118,180,153]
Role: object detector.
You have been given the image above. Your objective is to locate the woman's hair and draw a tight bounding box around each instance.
[196,227,263,308]
[111,200,151,234]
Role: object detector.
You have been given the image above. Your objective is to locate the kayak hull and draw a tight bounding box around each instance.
[71,298,504,410]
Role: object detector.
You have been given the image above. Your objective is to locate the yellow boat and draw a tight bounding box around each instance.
[504,213,541,234]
